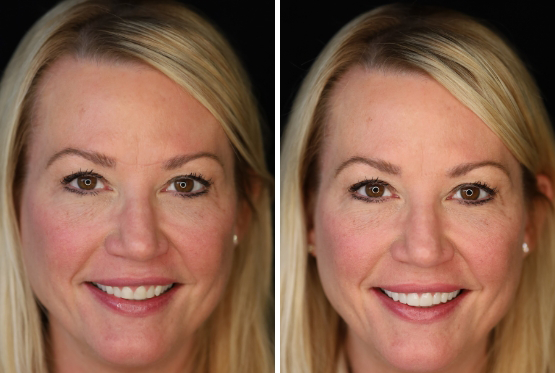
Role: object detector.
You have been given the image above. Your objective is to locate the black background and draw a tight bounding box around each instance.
[281,1,555,136]
[0,1,275,175]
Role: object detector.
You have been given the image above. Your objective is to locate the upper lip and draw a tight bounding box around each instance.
[376,284,464,293]
[88,277,178,287]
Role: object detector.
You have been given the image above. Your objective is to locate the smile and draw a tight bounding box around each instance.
[380,288,463,307]
[91,282,175,300]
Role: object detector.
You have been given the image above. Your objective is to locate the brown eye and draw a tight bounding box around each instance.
[365,184,385,197]
[77,176,97,190]
[174,179,194,193]
[460,186,480,200]
[354,181,392,200]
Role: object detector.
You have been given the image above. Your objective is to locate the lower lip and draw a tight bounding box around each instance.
[373,288,468,323]
[86,283,178,317]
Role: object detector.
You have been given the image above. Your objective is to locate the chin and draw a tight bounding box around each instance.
[86,328,179,367]
[378,339,461,372]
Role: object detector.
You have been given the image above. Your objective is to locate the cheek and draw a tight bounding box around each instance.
[20,191,106,289]
[314,199,395,294]
[447,210,524,290]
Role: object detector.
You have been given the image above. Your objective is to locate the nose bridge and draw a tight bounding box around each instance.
[105,192,166,261]
[394,197,452,267]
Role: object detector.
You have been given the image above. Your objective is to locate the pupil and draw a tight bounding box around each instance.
[179,182,186,188]
[465,189,473,196]
[372,186,380,194]
[84,179,91,186]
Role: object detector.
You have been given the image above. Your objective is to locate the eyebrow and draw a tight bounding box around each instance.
[335,156,511,180]
[335,156,401,178]
[447,161,511,179]
[46,147,223,170]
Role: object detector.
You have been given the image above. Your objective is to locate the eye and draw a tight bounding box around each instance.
[349,178,394,202]
[451,182,497,204]
[165,174,211,197]
[61,170,107,195]
[69,175,105,190]
[358,183,392,198]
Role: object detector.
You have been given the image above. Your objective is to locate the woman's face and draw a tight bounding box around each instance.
[19,56,242,371]
[310,67,530,372]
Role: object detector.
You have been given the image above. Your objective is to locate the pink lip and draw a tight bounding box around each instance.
[88,277,177,287]
[377,284,463,293]
[373,287,468,323]
[86,282,178,317]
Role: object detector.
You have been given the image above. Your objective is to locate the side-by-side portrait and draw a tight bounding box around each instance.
[2,1,555,373]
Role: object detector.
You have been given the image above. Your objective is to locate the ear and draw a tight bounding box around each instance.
[306,194,317,258]
[524,174,553,251]
[235,174,262,243]
[307,227,317,257]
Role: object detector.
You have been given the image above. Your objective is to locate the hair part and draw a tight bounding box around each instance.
[0,1,273,372]
[282,4,555,373]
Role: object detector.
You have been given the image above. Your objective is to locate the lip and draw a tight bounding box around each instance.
[373,287,468,323]
[86,282,179,317]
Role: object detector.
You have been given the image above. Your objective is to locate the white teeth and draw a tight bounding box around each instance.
[92,283,174,300]
[381,289,462,307]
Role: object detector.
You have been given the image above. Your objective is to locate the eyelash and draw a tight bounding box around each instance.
[348,178,498,206]
[60,170,212,198]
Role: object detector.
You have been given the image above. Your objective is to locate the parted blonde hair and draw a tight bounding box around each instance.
[0,1,273,372]
[281,4,555,373]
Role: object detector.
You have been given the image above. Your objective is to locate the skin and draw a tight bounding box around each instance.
[308,67,550,373]
[19,56,246,373]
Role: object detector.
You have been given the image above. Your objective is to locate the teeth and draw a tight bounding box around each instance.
[92,283,174,300]
[381,289,462,307]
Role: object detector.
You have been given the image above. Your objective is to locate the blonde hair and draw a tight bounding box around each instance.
[281,4,555,373]
[0,1,273,372]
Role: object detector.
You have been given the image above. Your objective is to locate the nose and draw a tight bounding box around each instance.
[390,200,454,267]
[104,195,168,261]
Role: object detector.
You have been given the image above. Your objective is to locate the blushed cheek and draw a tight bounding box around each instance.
[164,208,235,283]
[452,213,523,281]
[315,206,391,288]
[20,192,106,299]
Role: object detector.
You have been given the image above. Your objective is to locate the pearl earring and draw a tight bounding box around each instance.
[233,234,238,246]
[522,242,529,253]
[308,244,315,255]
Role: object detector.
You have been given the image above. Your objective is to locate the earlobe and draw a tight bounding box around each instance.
[524,174,553,251]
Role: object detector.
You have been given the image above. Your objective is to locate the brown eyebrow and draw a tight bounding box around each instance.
[335,156,401,178]
[447,161,511,180]
[162,152,223,170]
[47,148,116,168]
[46,148,223,170]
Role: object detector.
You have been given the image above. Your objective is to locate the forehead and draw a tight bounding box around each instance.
[29,56,231,168]
[321,66,518,178]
